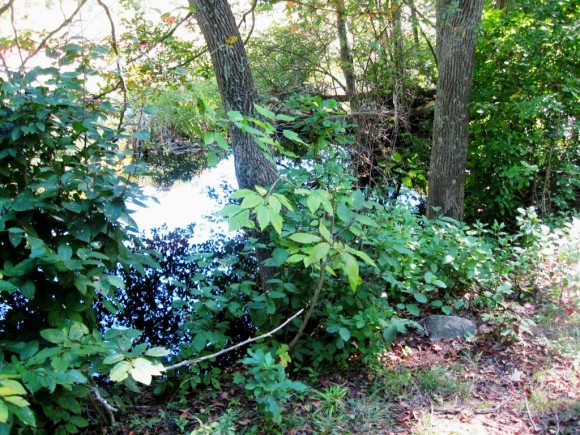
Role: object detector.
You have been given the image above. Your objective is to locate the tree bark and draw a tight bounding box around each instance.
[190,0,279,289]
[189,0,278,190]
[334,0,359,109]
[426,0,485,221]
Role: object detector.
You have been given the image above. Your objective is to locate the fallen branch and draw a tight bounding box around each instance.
[164,308,304,371]
[432,403,503,415]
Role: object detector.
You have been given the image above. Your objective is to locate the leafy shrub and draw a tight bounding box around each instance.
[233,346,307,424]
[0,67,165,432]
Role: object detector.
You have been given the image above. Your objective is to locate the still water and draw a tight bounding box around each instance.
[130,156,237,241]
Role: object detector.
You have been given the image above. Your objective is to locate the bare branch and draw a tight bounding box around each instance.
[96,0,127,132]
[164,309,304,371]
[0,0,15,18]
[23,0,89,65]
[237,0,258,44]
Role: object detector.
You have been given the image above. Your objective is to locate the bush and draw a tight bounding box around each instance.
[0,67,164,433]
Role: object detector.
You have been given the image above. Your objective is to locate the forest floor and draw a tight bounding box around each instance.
[110,286,579,435]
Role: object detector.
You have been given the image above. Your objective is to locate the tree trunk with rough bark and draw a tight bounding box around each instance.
[189,0,278,190]
[426,0,485,221]
[190,0,279,289]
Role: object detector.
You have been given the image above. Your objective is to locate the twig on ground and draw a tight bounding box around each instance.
[524,396,538,431]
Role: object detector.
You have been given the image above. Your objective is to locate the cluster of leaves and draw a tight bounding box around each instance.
[467,0,579,224]
[0,67,167,433]
[233,346,307,424]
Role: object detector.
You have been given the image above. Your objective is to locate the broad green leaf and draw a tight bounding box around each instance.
[338,327,351,341]
[351,190,365,210]
[3,396,29,407]
[433,280,447,289]
[254,104,276,120]
[0,380,26,396]
[57,243,73,260]
[271,213,283,235]
[308,242,331,263]
[414,293,428,304]
[341,251,360,291]
[144,347,170,357]
[0,401,7,423]
[0,281,17,293]
[424,271,436,284]
[406,304,420,316]
[319,222,333,243]
[268,195,281,214]
[109,361,131,382]
[131,358,163,385]
[227,110,244,122]
[240,193,263,209]
[103,354,125,365]
[289,233,321,244]
[306,194,322,214]
[12,405,35,426]
[203,131,215,145]
[214,132,229,150]
[282,129,304,143]
[336,202,353,223]
[287,254,305,263]
[255,205,271,230]
[40,328,66,344]
[255,185,268,196]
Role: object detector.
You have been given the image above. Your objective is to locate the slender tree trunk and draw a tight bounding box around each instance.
[190,0,279,289]
[189,0,278,190]
[334,0,358,109]
[426,0,485,221]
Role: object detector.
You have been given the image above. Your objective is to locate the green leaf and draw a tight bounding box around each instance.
[338,327,351,341]
[341,251,360,291]
[144,347,170,357]
[255,205,271,230]
[0,281,17,293]
[109,361,131,382]
[287,254,305,263]
[433,280,447,289]
[240,193,263,210]
[282,129,304,143]
[40,328,66,344]
[414,293,428,304]
[306,194,322,214]
[57,243,73,260]
[214,132,229,150]
[227,110,244,122]
[406,304,420,316]
[12,405,35,426]
[271,213,283,236]
[254,104,276,120]
[3,396,29,407]
[103,354,125,365]
[288,233,321,244]
[308,242,331,263]
[0,380,26,396]
[130,358,163,385]
[0,401,8,423]
[319,222,333,243]
[441,305,453,315]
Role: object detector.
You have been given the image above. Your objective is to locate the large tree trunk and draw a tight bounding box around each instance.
[190,0,279,289]
[189,0,278,190]
[426,0,485,221]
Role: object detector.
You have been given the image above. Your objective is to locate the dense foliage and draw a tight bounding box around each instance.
[0,0,577,431]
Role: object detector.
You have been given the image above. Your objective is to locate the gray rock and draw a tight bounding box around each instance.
[424,315,476,340]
